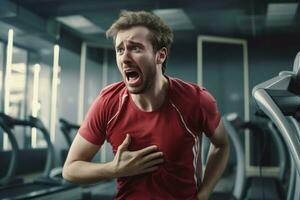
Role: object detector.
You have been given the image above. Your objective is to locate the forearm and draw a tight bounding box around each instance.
[200,144,229,194]
[63,161,115,184]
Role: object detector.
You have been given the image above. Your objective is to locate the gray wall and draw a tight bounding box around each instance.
[84,52,103,115]
[56,47,80,165]
[167,42,197,83]
[167,36,300,117]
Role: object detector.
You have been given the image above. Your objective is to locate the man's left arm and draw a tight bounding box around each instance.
[197,119,230,200]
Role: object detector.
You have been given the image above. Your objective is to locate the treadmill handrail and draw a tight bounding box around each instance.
[0,113,55,178]
[0,115,19,185]
[293,52,300,84]
[59,118,80,147]
[253,87,300,175]
[59,119,80,130]
[252,72,292,92]
[267,122,287,181]
[223,114,246,200]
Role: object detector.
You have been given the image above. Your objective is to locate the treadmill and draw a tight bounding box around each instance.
[0,114,23,186]
[266,119,295,200]
[59,118,80,148]
[252,51,300,200]
[59,118,80,165]
[0,113,83,200]
[49,118,81,178]
[238,118,287,199]
[205,113,246,200]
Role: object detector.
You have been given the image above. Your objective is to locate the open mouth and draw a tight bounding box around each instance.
[125,70,139,81]
[124,68,142,86]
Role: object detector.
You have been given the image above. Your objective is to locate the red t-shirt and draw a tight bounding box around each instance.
[79,77,221,200]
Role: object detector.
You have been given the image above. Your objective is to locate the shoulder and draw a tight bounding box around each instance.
[78,81,127,145]
[92,81,126,113]
[168,77,220,134]
[100,81,126,99]
[169,77,218,115]
[170,77,213,102]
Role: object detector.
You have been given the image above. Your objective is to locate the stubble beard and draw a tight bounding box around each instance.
[126,68,156,95]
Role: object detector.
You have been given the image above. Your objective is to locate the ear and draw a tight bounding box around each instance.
[156,47,167,65]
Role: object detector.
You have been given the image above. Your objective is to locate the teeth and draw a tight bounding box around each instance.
[125,71,131,81]
[125,70,135,80]
[126,70,135,73]
[124,68,139,83]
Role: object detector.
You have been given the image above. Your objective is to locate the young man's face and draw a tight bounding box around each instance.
[115,26,160,94]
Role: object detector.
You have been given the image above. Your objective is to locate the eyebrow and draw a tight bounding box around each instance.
[116,40,144,49]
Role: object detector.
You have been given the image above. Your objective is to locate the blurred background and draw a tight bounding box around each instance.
[0,0,299,199]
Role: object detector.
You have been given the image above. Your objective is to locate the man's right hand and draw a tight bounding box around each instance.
[111,134,164,177]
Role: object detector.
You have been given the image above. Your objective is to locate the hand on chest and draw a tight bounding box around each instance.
[107,112,196,162]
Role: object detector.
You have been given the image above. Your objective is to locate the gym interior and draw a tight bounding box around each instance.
[0,0,300,199]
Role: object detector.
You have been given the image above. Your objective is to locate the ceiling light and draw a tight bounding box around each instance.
[266,3,299,27]
[57,15,104,34]
[152,9,194,30]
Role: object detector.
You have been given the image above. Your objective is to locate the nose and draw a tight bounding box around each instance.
[120,48,132,65]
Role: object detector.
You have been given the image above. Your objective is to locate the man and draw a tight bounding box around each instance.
[63,10,229,200]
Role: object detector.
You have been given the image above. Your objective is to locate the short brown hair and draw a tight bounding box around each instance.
[106,10,173,73]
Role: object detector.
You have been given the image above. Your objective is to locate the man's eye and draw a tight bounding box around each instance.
[132,46,140,51]
[116,48,124,54]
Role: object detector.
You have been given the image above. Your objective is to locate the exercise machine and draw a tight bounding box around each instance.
[0,113,83,200]
[0,113,23,186]
[252,51,300,200]
[206,113,246,200]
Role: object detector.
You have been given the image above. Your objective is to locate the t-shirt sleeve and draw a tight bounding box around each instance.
[78,94,107,146]
[198,89,221,137]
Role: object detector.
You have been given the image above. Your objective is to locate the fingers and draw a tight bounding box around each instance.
[131,157,163,176]
[134,145,160,157]
[141,152,163,163]
[139,152,164,174]
[118,134,131,151]
[114,137,165,177]
[142,158,164,169]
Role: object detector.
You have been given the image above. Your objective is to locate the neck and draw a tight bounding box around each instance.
[131,75,168,112]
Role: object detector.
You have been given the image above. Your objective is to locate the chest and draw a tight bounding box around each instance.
[106,103,196,161]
